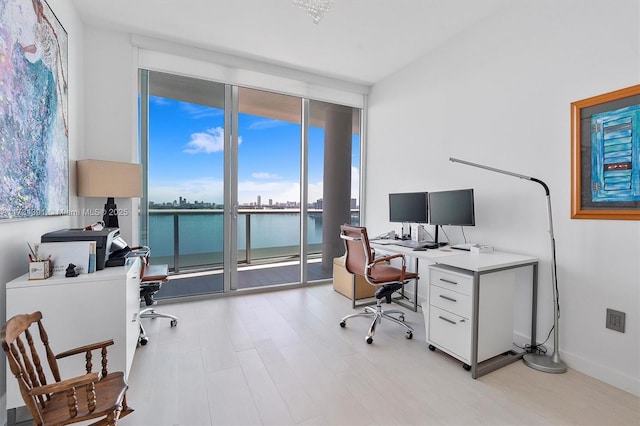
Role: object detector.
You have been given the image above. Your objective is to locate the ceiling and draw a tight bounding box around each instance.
[70,0,510,86]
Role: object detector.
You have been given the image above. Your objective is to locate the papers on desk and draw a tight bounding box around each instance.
[34,241,96,275]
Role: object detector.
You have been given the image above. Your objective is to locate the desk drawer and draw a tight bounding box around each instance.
[428,305,470,363]
[429,285,471,318]
[430,266,473,295]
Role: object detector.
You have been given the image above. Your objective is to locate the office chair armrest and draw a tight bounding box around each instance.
[367,253,408,282]
[370,253,406,266]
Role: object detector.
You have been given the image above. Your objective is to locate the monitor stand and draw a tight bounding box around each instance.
[401,222,411,240]
[433,225,448,247]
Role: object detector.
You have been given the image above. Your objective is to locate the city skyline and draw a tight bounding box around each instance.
[148,195,359,210]
[147,95,360,206]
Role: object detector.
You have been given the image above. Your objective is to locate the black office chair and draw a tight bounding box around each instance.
[338,224,418,344]
[137,252,177,345]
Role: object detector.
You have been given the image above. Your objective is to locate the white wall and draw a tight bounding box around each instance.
[2,4,637,422]
[80,27,140,245]
[0,0,84,422]
[366,0,640,395]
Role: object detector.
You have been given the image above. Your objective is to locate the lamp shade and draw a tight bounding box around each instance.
[76,159,142,198]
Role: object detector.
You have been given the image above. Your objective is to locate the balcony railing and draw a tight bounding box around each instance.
[147,209,359,273]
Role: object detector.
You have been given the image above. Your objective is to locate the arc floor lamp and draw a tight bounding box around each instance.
[449,157,567,374]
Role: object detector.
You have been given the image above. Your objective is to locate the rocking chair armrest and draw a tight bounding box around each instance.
[55,339,114,360]
[28,372,101,397]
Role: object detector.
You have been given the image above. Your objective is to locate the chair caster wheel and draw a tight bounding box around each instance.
[406,331,413,339]
[399,315,405,322]
[428,344,436,351]
[339,321,346,328]
[463,363,471,371]
[171,319,178,327]
[366,336,373,344]
[139,337,148,346]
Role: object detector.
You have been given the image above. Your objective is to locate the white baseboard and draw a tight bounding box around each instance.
[512,331,639,397]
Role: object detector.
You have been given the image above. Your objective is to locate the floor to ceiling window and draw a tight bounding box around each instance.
[139,69,362,298]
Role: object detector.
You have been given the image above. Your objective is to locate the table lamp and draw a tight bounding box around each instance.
[449,157,567,374]
[76,159,143,228]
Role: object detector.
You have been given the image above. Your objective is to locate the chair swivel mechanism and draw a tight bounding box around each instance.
[338,224,418,344]
[138,255,177,346]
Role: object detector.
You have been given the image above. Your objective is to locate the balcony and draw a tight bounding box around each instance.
[147,209,359,299]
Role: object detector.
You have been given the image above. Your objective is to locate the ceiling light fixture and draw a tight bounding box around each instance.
[293,0,334,24]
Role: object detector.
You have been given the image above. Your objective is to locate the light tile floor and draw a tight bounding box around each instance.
[120,284,639,426]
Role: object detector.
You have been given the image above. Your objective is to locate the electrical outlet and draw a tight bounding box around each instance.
[606,309,625,333]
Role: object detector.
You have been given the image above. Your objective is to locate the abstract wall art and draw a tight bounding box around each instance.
[0,0,69,219]
[571,85,640,220]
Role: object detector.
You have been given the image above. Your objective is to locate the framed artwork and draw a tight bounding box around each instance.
[0,0,69,219]
[571,85,640,220]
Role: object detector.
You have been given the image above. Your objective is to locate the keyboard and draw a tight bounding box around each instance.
[371,239,395,245]
[451,243,473,251]
[396,240,440,249]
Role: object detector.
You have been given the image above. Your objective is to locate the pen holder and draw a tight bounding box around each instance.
[29,260,52,280]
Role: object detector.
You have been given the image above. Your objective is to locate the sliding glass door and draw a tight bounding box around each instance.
[139,69,362,297]
[236,87,303,288]
[140,70,227,295]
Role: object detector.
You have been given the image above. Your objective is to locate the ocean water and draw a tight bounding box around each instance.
[148,211,327,257]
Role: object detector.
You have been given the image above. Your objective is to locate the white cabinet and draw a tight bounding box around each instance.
[426,264,516,367]
[5,258,140,410]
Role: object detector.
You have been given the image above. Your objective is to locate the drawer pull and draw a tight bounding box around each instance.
[439,294,457,302]
[438,315,457,325]
[440,278,457,285]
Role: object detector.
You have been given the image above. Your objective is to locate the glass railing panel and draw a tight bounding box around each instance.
[148,209,358,299]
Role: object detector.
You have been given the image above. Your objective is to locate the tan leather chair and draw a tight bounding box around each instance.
[338,224,418,344]
[138,252,177,345]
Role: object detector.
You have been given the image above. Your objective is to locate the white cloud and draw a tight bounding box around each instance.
[149,177,224,204]
[351,166,360,204]
[183,127,242,154]
[248,119,286,130]
[179,102,223,119]
[183,127,224,154]
[252,172,281,179]
[149,166,360,207]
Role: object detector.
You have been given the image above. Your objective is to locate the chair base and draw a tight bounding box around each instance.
[138,308,178,345]
[339,298,414,344]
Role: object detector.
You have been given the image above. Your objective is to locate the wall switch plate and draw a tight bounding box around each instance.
[606,308,625,333]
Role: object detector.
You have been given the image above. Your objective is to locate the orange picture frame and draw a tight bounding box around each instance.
[570,84,640,220]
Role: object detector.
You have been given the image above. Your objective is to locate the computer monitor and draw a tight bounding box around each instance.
[428,189,475,245]
[388,192,428,223]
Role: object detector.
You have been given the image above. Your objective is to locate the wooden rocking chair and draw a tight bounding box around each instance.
[2,311,133,426]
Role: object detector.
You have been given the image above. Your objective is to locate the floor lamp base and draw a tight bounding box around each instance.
[523,353,567,374]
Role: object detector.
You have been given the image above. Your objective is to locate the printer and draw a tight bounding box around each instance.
[41,228,126,270]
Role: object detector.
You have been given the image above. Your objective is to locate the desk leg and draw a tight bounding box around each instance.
[470,271,480,379]
[393,257,419,312]
[531,263,538,348]
[470,262,539,379]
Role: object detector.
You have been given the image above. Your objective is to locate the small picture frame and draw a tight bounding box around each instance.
[570,85,640,220]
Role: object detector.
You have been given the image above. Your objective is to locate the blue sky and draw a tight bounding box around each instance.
[148,96,359,205]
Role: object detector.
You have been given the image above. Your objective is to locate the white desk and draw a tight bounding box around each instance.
[371,241,464,311]
[371,242,538,379]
